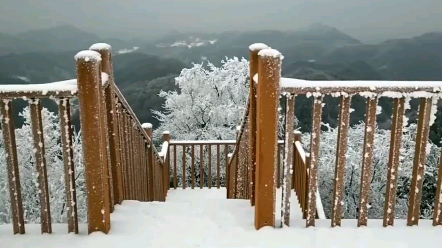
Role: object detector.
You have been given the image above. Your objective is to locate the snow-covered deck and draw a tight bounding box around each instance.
[2,188,441,247]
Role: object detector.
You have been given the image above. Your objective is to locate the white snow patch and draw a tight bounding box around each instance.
[14,76,30,82]
[141,123,152,129]
[2,188,440,247]
[258,48,283,59]
[89,43,112,51]
[74,50,102,61]
[117,47,139,54]
[249,43,269,51]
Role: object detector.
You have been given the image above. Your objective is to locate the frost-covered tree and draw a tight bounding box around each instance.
[301,122,440,219]
[153,58,250,187]
[153,57,250,141]
[0,106,86,224]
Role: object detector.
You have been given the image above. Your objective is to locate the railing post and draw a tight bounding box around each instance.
[90,43,124,206]
[143,123,154,201]
[162,131,171,200]
[75,50,111,234]
[249,43,269,206]
[255,48,282,230]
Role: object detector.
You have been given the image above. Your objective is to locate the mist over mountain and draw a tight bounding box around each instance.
[1,23,441,135]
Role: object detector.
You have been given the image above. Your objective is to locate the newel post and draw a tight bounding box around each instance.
[75,50,111,234]
[143,123,155,201]
[248,43,269,206]
[254,48,282,230]
[90,43,124,206]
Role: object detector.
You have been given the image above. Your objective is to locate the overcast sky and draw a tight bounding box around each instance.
[1,0,441,42]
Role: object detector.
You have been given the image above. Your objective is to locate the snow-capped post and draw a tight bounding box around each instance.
[90,43,124,206]
[255,48,282,230]
[281,94,295,227]
[383,98,405,227]
[407,98,433,226]
[162,131,171,198]
[75,50,111,234]
[29,99,52,233]
[0,100,25,234]
[248,43,269,206]
[143,123,155,201]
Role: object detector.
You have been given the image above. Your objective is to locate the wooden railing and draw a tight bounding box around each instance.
[251,43,442,228]
[0,43,169,235]
[168,140,236,189]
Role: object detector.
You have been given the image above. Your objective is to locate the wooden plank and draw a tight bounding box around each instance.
[277,145,281,188]
[192,145,195,189]
[217,144,221,188]
[331,96,351,227]
[254,49,281,229]
[183,145,186,189]
[174,145,177,189]
[357,97,378,227]
[209,145,212,188]
[225,144,228,190]
[59,98,79,233]
[433,147,442,225]
[200,144,204,188]
[383,98,406,227]
[306,96,323,227]
[281,95,295,226]
[30,99,52,233]
[0,100,25,234]
[249,44,267,206]
[407,98,433,226]
[76,52,110,233]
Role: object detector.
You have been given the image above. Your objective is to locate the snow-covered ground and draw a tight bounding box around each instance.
[2,188,441,247]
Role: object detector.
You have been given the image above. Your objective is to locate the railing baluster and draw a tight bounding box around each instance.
[357,97,378,226]
[225,144,228,188]
[173,145,177,189]
[209,145,212,188]
[59,98,79,233]
[383,98,406,227]
[200,144,204,188]
[122,113,130,199]
[276,144,281,188]
[306,96,323,227]
[433,148,442,226]
[191,145,195,189]
[331,95,351,227]
[144,124,154,201]
[407,98,433,226]
[182,145,186,189]
[0,100,25,234]
[282,95,295,226]
[30,99,52,233]
[217,144,221,189]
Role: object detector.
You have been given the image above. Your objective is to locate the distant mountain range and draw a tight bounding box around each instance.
[1,24,441,134]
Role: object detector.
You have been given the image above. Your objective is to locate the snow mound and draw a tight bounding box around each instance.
[74,51,102,62]
[249,43,269,51]
[89,43,112,51]
[141,123,152,129]
[258,48,283,59]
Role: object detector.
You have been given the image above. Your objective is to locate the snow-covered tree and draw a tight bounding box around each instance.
[301,122,440,219]
[153,58,250,187]
[0,106,86,224]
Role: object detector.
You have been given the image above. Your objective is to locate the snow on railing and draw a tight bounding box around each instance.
[0,72,109,98]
